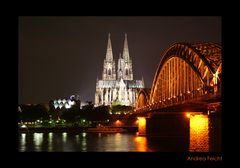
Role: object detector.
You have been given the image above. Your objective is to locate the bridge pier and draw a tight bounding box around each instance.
[137,111,221,152]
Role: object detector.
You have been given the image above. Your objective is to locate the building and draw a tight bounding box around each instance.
[95,33,144,106]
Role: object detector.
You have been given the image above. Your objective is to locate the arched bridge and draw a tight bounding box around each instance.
[135,42,222,114]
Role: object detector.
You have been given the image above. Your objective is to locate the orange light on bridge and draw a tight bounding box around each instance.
[186,113,191,118]
[115,120,122,126]
[137,117,146,136]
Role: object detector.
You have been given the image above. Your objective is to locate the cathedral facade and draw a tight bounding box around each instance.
[95,33,144,106]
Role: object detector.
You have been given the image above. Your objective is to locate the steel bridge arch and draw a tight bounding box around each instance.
[150,42,222,103]
[135,88,151,108]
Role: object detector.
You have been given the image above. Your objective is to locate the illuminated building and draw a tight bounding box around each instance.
[51,95,79,110]
[95,33,144,106]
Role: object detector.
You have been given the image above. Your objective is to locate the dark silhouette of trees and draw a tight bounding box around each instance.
[111,105,132,114]
[61,100,80,122]
[19,104,49,121]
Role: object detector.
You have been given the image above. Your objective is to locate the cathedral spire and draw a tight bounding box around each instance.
[122,33,130,61]
[102,33,116,80]
[106,33,113,61]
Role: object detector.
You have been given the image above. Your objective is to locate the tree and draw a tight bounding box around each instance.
[19,104,49,122]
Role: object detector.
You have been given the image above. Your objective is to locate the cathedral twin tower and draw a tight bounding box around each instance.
[95,33,144,106]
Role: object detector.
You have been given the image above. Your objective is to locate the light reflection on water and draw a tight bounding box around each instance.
[19,133,26,152]
[33,133,43,152]
[134,136,148,152]
[81,133,87,152]
[19,132,150,152]
[48,133,53,151]
[18,115,220,152]
[62,132,67,143]
[189,114,209,152]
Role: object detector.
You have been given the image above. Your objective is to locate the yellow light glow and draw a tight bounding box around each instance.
[186,113,191,118]
[134,136,147,151]
[138,117,146,136]
[189,114,209,152]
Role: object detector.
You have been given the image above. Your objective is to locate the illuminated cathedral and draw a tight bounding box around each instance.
[95,33,144,106]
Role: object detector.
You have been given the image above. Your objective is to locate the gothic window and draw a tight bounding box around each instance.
[108,69,111,75]
[125,69,129,76]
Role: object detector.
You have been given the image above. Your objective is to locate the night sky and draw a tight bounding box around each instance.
[18,16,221,104]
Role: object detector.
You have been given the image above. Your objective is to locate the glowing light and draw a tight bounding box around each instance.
[21,124,27,128]
[34,133,43,151]
[134,136,148,151]
[138,117,146,136]
[186,113,191,118]
[69,100,75,106]
[65,103,71,109]
[48,133,53,151]
[20,133,26,152]
[82,132,87,138]
[59,104,63,109]
[54,104,58,109]
[58,99,61,104]
[62,132,67,143]
[189,114,209,152]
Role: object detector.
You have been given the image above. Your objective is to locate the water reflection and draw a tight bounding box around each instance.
[81,133,87,151]
[62,132,67,143]
[189,114,209,152]
[82,132,86,138]
[134,136,147,151]
[19,133,26,152]
[33,133,43,151]
[75,134,79,144]
[48,133,53,151]
[18,114,219,152]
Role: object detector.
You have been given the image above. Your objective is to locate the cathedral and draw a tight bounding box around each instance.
[95,33,144,106]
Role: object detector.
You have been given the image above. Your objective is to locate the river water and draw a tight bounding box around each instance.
[18,114,221,152]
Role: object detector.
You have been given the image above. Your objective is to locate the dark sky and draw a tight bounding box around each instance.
[18,16,221,104]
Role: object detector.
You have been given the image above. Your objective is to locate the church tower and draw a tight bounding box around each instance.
[117,53,124,80]
[121,33,133,80]
[102,33,116,80]
[95,33,144,107]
